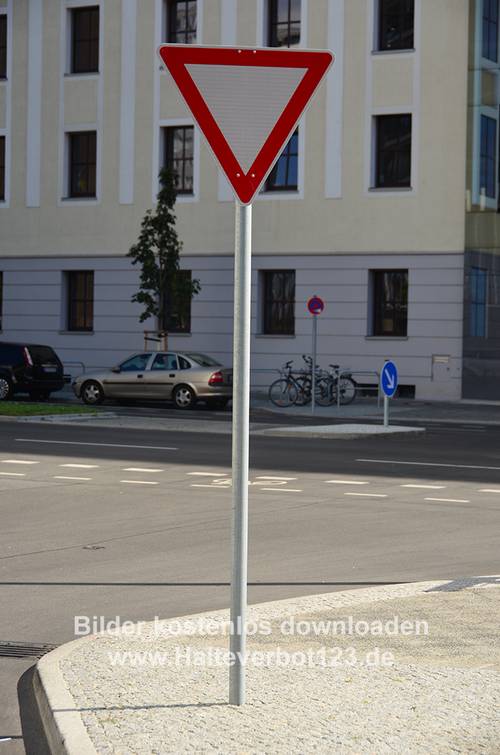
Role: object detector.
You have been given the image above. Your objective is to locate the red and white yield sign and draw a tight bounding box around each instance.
[157,45,334,204]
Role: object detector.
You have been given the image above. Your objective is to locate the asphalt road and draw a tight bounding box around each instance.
[1,418,499,753]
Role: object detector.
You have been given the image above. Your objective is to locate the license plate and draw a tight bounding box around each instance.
[43,366,57,373]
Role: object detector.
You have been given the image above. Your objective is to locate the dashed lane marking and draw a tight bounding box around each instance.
[0,472,26,477]
[60,463,99,469]
[1,459,39,465]
[190,483,230,489]
[255,476,298,481]
[479,489,500,494]
[260,488,303,493]
[401,484,446,490]
[123,467,164,473]
[425,497,470,504]
[16,439,178,451]
[120,480,160,486]
[357,458,500,472]
[54,476,92,481]
[325,480,370,485]
[344,492,387,498]
[187,472,229,477]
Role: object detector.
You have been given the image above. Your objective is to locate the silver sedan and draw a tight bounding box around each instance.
[72,351,232,410]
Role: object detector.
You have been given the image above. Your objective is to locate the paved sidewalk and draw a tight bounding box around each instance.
[35,577,500,754]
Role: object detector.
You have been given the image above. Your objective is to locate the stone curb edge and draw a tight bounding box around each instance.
[33,577,495,754]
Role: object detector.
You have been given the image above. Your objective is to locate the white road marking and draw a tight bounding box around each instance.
[357,458,500,472]
[344,492,387,498]
[255,476,297,481]
[252,480,287,486]
[187,472,228,477]
[191,483,230,489]
[16,439,178,451]
[402,484,446,490]
[1,459,39,465]
[123,467,163,473]
[479,489,500,494]
[120,480,159,486]
[325,480,370,485]
[60,463,99,469]
[425,497,470,504]
[54,476,92,481]
[0,472,26,477]
[260,488,303,493]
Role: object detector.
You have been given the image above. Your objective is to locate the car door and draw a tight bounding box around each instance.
[102,353,152,398]
[141,353,179,399]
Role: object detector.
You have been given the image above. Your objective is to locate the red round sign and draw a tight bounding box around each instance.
[307,296,325,316]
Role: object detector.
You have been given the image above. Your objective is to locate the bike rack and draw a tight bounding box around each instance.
[337,369,380,408]
[62,361,86,383]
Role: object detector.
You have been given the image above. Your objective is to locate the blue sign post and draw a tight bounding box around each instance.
[381,360,398,427]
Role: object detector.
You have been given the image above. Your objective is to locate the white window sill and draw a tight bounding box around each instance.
[59,330,95,335]
[255,334,296,339]
[60,197,99,206]
[368,187,413,193]
[365,336,408,341]
[64,72,100,79]
[371,48,415,56]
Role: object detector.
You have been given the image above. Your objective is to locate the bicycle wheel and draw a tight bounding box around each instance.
[315,377,334,406]
[294,375,311,405]
[338,377,357,405]
[268,378,298,407]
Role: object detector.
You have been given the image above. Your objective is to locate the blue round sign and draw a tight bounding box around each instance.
[307,296,325,316]
[381,361,398,398]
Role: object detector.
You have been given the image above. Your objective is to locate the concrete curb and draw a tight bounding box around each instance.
[17,412,116,423]
[256,424,426,439]
[34,576,497,753]
[34,635,98,755]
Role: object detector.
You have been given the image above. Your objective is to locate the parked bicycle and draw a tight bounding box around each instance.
[268,356,357,407]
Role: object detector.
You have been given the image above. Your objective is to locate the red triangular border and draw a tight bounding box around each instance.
[158,45,334,204]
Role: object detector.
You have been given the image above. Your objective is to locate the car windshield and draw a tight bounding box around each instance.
[184,353,221,367]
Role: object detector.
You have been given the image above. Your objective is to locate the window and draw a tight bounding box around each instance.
[371,270,408,337]
[163,126,194,195]
[119,354,151,372]
[480,115,497,198]
[375,114,412,188]
[268,0,301,47]
[469,267,487,337]
[166,0,197,44]
[483,0,498,62]
[0,15,7,79]
[265,130,298,192]
[378,0,414,51]
[161,270,193,333]
[0,136,4,201]
[151,353,179,371]
[68,132,97,198]
[71,6,99,74]
[67,271,94,332]
[262,270,295,335]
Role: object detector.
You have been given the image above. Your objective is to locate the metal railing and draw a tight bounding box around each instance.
[63,361,86,383]
[337,369,381,408]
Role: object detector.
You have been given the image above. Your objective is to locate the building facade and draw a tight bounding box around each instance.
[0,0,479,400]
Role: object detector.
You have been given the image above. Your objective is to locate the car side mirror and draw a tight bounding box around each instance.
[111,366,121,373]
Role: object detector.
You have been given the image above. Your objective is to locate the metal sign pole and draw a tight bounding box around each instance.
[311,314,317,414]
[229,201,252,706]
[384,394,389,427]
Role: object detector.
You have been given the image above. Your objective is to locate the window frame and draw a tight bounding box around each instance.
[482,0,499,62]
[268,0,301,48]
[370,269,409,338]
[0,14,7,79]
[165,0,198,44]
[377,0,415,52]
[67,131,97,199]
[70,5,100,75]
[469,267,488,338]
[261,270,296,336]
[264,129,299,193]
[66,270,94,333]
[480,113,497,199]
[0,271,3,331]
[373,113,412,190]
[163,125,195,196]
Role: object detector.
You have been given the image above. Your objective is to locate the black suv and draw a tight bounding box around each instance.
[0,342,65,401]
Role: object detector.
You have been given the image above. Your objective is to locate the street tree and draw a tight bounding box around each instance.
[128,167,200,350]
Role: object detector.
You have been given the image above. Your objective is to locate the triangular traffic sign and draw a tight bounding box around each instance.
[158,45,334,204]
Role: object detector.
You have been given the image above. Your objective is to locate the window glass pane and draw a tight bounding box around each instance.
[151,354,178,370]
[265,130,298,191]
[67,271,94,331]
[269,0,301,47]
[0,16,7,79]
[120,354,151,371]
[375,115,412,188]
[69,132,97,198]
[372,270,408,336]
[480,115,497,198]
[379,0,414,51]
[168,0,197,43]
[263,270,295,335]
[72,7,99,73]
[164,126,194,195]
[0,136,4,200]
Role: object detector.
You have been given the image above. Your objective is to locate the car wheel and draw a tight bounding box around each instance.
[173,385,196,410]
[0,376,12,401]
[81,380,105,406]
